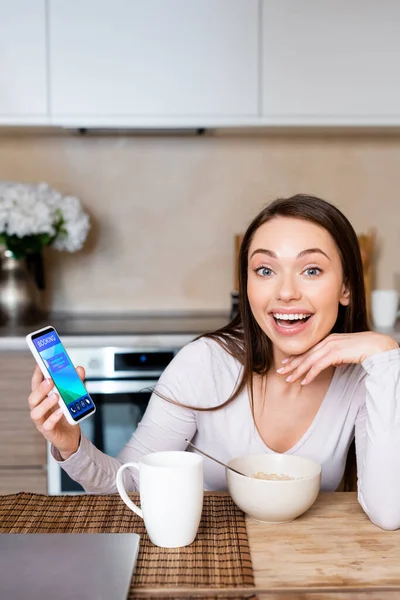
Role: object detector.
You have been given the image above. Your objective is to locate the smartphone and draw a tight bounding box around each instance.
[26,325,96,426]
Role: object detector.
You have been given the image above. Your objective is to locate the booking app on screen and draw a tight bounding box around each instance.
[33,330,93,415]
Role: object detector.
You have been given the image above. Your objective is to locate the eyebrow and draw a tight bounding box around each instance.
[250,247,331,261]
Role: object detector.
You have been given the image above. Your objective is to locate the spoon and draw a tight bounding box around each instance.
[185,439,247,477]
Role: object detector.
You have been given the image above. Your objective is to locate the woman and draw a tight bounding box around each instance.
[28,194,400,529]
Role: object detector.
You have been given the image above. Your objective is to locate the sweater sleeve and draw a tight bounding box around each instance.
[51,339,214,494]
[355,347,400,530]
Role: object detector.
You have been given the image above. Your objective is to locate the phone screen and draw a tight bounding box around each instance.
[32,327,95,421]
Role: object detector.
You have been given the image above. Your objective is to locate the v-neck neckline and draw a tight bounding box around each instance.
[250,367,340,455]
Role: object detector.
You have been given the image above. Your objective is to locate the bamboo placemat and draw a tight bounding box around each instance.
[0,491,255,599]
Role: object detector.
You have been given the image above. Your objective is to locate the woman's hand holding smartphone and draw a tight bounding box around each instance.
[26,325,96,460]
[28,364,82,460]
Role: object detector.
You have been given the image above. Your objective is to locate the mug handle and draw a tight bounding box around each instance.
[116,462,143,519]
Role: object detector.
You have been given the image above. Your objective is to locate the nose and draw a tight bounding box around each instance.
[276,272,301,302]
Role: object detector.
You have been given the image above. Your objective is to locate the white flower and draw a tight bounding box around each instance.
[52,196,91,252]
[0,181,90,253]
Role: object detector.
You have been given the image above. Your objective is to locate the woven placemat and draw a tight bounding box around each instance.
[0,491,255,599]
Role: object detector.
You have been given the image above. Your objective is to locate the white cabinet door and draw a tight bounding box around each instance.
[49,0,259,127]
[0,0,48,122]
[262,0,400,125]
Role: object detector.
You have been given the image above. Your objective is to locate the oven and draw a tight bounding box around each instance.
[47,345,178,494]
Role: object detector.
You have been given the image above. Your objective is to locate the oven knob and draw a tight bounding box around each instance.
[88,358,101,370]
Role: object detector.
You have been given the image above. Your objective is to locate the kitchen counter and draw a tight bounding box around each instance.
[373,321,400,343]
[0,312,230,350]
[2,312,400,351]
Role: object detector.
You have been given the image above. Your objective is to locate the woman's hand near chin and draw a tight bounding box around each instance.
[276,332,399,385]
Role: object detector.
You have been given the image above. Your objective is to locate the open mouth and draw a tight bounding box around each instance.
[272,313,313,328]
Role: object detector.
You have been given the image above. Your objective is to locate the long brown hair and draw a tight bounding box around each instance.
[201,194,368,490]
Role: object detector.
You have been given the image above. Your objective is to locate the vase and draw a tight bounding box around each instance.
[0,248,43,326]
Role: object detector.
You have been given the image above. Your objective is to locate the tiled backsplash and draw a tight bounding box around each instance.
[0,131,399,313]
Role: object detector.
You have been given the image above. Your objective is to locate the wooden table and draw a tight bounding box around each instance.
[247,492,400,599]
[1,491,400,598]
[134,492,400,598]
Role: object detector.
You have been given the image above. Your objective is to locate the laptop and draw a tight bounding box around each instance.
[0,533,140,600]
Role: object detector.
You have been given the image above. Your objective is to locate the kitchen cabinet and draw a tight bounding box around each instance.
[261,0,400,125]
[0,0,48,124]
[0,469,47,494]
[48,0,259,127]
[0,352,47,494]
[1,0,400,128]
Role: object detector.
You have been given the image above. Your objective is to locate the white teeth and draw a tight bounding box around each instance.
[273,313,311,321]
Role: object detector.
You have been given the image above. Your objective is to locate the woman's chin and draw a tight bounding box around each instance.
[276,340,315,357]
[267,329,322,356]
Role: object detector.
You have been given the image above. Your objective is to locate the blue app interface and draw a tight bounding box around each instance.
[33,330,94,419]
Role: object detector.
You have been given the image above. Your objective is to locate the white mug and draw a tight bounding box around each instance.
[116,451,204,548]
[371,289,400,329]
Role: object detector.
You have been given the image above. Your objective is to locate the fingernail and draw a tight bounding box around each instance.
[46,378,52,386]
[301,378,307,385]
[276,367,285,373]
[55,408,63,415]
[282,358,290,364]
[285,375,292,382]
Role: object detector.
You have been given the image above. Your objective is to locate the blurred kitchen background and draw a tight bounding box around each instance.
[1,0,400,315]
[2,0,400,495]
[3,131,400,314]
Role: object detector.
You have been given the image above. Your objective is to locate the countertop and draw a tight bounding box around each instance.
[0,312,230,350]
[373,321,400,343]
[1,312,400,352]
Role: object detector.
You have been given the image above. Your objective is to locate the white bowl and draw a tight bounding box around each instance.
[226,454,321,523]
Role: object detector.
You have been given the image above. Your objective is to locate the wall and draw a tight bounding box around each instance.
[0,130,399,314]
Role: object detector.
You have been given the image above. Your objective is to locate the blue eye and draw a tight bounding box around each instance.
[304,267,322,277]
[255,267,274,277]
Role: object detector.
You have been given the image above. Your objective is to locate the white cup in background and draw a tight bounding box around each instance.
[116,451,204,548]
[371,289,400,329]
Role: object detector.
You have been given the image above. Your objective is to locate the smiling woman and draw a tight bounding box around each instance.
[28,194,400,531]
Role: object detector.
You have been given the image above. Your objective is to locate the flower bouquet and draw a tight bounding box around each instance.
[0,182,91,323]
[0,181,90,259]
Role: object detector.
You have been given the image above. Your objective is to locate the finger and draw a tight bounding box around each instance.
[42,407,64,432]
[277,341,329,375]
[300,350,341,384]
[76,366,86,381]
[31,364,45,392]
[285,349,328,383]
[28,378,54,409]
[30,392,60,424]
[299,360,332,385]
[277,351,316,375]
[281,355,293,365]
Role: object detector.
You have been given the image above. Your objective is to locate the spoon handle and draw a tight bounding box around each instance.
[185,439,244,476]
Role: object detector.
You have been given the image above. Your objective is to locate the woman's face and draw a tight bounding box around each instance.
[247,216,350,358]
